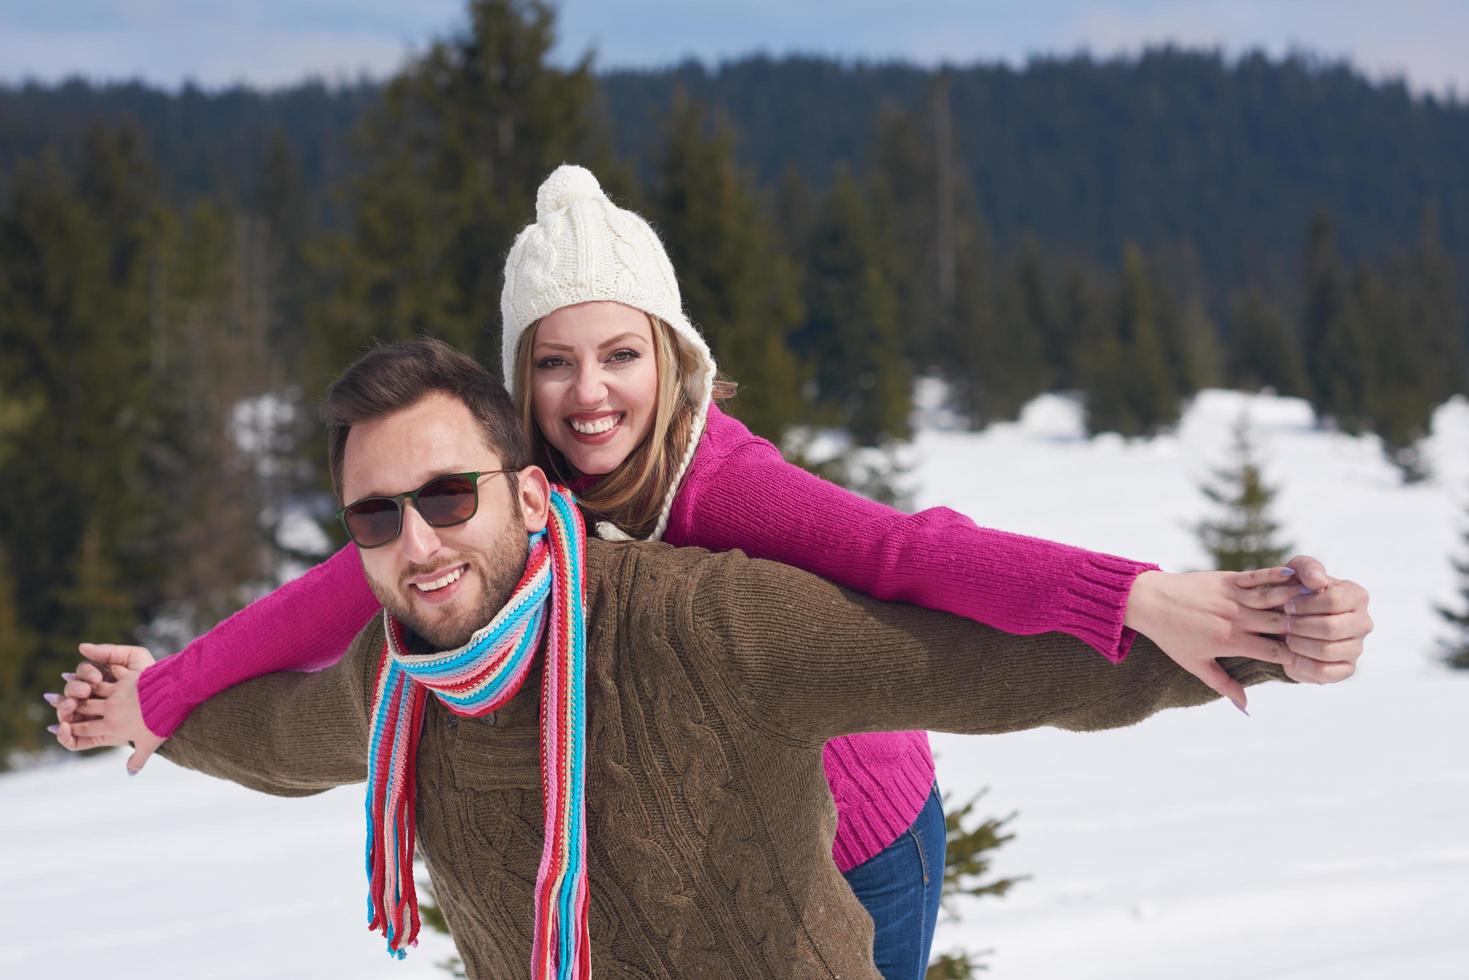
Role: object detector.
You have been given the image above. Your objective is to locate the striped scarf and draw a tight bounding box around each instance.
[365,486,590,979]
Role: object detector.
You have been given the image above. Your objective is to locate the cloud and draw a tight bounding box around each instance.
[1061,0,1468,96]
[0,0,450,89]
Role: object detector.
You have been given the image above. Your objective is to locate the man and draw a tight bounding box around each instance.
[55,339,1359,979]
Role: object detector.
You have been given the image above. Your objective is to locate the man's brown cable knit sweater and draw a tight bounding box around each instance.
[161,540,1284,978]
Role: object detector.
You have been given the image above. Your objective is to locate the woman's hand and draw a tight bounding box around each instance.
[1123,555,1372,711]
[50,643,164,774]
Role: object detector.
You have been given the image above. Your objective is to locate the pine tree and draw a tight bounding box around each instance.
[866,96,1052,429]
[956,245,1050,425]
[1083,246,1179,437]
[799,166,912,446]
[1301,209,1346,406]
[1362,212,1468,482]
[1197,415,1293,571]
[1317,264,1377,435]
[923,788,1027,979]
[650,97,805,442]
[53,520,138,653]
[1407,209,1468,408]
[1148,243,1223,397]
[254,128,312,358]
[146,202,278,634]
[925,952,984,979]
[865,82,975,372]
[1362,254,1437,481]
[1056,260,1108,392]
[772,164,817,267]
[1226,289,1309,396]
[1120,247,1181,431]
[1437,497,1469,670]
[0,123,167,669]
[307,0,613,391]
[1300,212,1383,437]
[1166,296,1226,394]
[1014,236,1073,392]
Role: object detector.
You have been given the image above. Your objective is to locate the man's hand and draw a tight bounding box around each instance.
[1124,554,1372,711]
[52,643,164,774]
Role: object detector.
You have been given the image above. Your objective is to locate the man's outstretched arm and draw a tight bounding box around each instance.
[57,616,384,796]
[686,549,1299,747]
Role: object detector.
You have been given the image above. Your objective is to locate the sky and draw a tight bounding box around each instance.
[0,0,1465,97]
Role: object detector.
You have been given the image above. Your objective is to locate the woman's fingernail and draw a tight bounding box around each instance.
[46,724,59,735]
[1232,699,1250,717]
[42,692,60,707]
[1298,585,1314,594]
[61,672,77,682]
[1279,567,1296,577]
[127,768,140,777]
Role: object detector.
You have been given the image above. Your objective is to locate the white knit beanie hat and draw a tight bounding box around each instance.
[500,164,717,543]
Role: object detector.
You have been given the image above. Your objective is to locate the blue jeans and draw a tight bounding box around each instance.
[842,783,946,980]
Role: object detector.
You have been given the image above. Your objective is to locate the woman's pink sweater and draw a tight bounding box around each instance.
[137,403,1154,872]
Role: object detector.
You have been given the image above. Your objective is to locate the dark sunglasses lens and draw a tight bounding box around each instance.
[344,497,401,548]
[417,475,479,527]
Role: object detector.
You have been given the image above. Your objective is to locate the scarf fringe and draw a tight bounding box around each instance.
[364,487,589,978]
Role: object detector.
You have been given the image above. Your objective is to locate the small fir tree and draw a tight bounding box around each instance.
[1437,502,1469,670]
[1316,267,1376,436]
[924,788,1028,979]
[1300,208,1347,406]
[651,96,806,443]
[1083,247,1180,437]
[1196,415,1292,571]
[799,166,912,446]
[1226,289,1309,396]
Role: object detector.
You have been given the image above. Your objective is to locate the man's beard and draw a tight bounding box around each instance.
[369,505,531,651]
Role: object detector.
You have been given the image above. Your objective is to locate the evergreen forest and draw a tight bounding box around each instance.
[3,0,1467,764]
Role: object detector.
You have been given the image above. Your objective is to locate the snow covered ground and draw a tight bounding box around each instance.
[4,389,1466,979]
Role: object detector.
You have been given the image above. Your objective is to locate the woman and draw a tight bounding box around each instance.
[55,165,1371,980]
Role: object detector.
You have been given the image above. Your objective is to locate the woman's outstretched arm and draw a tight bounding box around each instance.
[65,543,379,770]
[667,408,1371,706]
[668,408,1156,661]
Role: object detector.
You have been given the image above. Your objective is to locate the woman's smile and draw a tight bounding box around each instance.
[566,411,626,441]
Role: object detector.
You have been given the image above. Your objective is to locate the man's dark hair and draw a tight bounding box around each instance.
[323,338,528,501]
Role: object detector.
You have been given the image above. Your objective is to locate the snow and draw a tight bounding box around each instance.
[4,389,1467,978]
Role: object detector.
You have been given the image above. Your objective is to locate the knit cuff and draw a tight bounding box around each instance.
[1057,554,1160,664]
[136,658,192,738]
[826,732,936,872]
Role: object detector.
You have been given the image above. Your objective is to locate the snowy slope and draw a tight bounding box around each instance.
[4,389,1466,979]
[915,390,1469,979]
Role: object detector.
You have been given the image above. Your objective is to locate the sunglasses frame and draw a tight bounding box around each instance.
[336,469,515,549]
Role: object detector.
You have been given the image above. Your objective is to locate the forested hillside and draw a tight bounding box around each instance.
[5,46,1467,298]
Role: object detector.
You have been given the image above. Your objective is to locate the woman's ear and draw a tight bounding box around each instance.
[516,465,552,533]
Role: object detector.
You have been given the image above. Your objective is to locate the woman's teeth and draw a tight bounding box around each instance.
[570,414,620,435]
[414,566,465,592]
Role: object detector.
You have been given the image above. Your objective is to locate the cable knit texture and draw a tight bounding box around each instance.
[160,540,1280,980]
[136,402,1156,872]
[664,404,1157,869]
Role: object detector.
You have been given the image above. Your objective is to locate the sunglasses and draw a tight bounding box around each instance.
[337,470,514,549]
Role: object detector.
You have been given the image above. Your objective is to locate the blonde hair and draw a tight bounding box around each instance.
[514,313,734,539]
